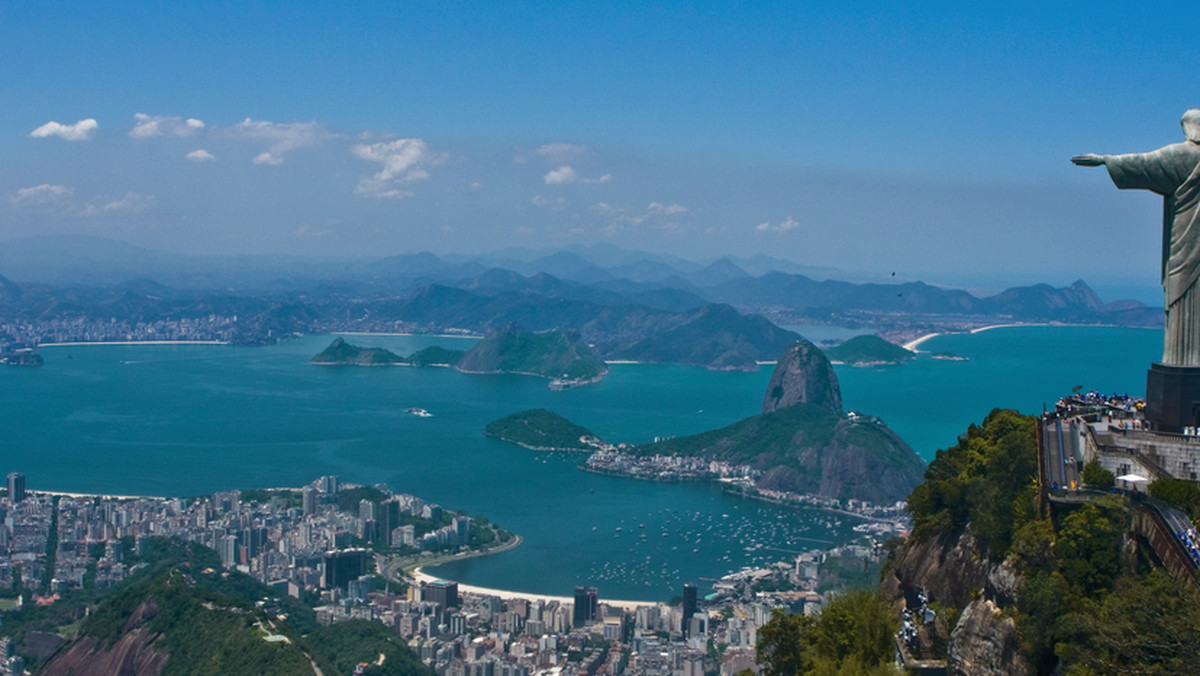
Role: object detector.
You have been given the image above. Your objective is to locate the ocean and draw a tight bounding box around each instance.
[0,325,1162,600]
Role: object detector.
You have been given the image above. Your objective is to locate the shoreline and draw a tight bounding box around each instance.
[39,340,229,347]
[33,489,166,501]
[901,332,942,351]
[335,331,483,339]
[903,322,1051,351]
[411,566,659,610]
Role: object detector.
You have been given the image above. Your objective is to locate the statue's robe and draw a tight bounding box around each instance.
[1105,141,1200,365]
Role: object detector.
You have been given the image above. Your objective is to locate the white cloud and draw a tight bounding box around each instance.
[252,152,284,166]
[30,118,98,141]
[11,184,74,205]
[756,217,800,233]
[647,202,688,215]
[227,118,334,165]
[130,113,205,138]
[544,165,611,185]
[81,192,155,217]
[185,149,216,162]
[531,195,567,210]
[591,200,690,235]
[352,138,435,199]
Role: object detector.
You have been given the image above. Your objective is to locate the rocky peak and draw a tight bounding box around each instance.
[762,340,842,414]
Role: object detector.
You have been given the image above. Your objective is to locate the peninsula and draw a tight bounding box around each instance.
[484,409,601,451]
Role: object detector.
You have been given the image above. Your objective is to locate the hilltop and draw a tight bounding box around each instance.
[310,338,465,367]
[456,326,608,388]
[824,334,915,366]
[485,409,600,451]
[25,538,434,676]
[311,337,405,365]
[639,340,925,504]
[880,409,1200,674]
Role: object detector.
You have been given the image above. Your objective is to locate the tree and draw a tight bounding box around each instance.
[1053,498,1127,594]
[1149,477,1200,521]
[1058,570,1200,674]
[757,590,899,676]
[1081,460,1115,489]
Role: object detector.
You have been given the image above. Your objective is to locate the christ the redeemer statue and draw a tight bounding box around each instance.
[1073,109,1200,366]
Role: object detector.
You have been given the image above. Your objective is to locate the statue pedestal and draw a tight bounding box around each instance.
[1145,363,1200,431]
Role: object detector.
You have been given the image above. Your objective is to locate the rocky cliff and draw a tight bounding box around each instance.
[880,524,1029,676]
[762,340,842,413]
[39,602,169,676]
[640,340,923,504]
[881,529,1019,612]
[947,599,1030,676]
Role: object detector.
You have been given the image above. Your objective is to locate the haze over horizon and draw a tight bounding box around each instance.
[3,2,1193,303]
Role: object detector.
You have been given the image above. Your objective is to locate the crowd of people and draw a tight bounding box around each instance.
[1181,527,1200,567]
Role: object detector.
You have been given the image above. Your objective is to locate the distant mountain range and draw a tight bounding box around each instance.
[0,236,1163,369]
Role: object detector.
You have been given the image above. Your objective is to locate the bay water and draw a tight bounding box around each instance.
[0,326,1161,600]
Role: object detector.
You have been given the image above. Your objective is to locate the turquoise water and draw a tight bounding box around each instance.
[0,326,1162,600]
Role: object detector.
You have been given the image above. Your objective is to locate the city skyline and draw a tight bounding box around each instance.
[3,3,1197,298]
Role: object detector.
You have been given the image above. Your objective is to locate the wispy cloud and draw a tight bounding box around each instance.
[30,118,98,141]
[81,192,155,217]
[227,118,334,166]
[755,217,800,233]
[544,165,611,185]
[252,152,284,166]
[591,201,690,235]
[11,184,74,205]
[130,113,205,138]
[647,202,687,216]
[531,195,567,210]
[534,143,588,163]
[352,138,436,199]
[185,149,216,162]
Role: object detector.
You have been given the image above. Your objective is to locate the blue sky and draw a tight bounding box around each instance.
[2,2,1197,299]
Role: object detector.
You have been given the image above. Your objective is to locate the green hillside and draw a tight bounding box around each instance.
[311,337,405,365]
[457,326,608,383]
[638,403,924,504]
[824,334,914,366]
[16,537,434,676]
[408,345,465,366]
[485,409,598,450]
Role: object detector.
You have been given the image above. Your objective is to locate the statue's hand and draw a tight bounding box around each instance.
[1071,154,1105,166]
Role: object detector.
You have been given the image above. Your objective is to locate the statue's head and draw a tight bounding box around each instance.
[1183,109,1200,143]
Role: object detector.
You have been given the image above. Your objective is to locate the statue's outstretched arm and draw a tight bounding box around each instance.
[1071,154,1105,166]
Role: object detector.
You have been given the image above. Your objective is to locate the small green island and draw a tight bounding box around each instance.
[484,409,602,451]
[823,334,915,366]
[311,337,464,366]
[312,329,606,388]
[456,326,608,388]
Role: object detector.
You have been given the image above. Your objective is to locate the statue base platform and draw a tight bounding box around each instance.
[1145,363,1200,431]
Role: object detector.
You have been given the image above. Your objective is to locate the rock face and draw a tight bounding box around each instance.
[40,602,168,676]
[947,599,1031,676]
[642,339,924,504]
[881,529,1030,676]
[881,529,1019,612]
[762,340,842,414]
[752,415,926,503]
